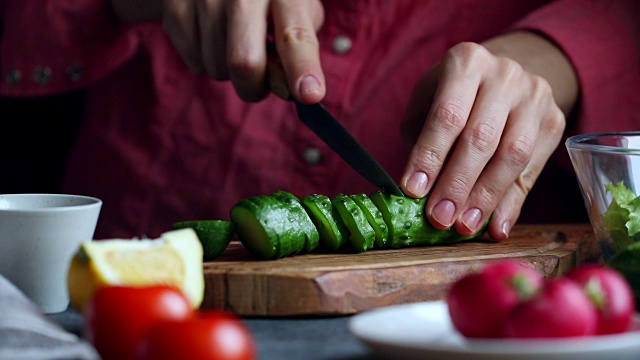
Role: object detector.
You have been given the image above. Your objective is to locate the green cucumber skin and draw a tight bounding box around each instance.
[172,220,235,261]
[332,194,376,252]
[350,193,389,248]
[229,198,280,260]
[250,195,306,257]
[370,191,452,248]
[300,194,348,251]
[231,190,488,260]
[271,191,320,253]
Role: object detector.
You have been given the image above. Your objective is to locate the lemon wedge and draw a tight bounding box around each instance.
[67,228,204,312]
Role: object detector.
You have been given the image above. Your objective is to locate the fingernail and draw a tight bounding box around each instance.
[461,208,482,233]
[501,221,511,239]
[405,172,428,197]
[299,75,321,95]
[432,200,455,227]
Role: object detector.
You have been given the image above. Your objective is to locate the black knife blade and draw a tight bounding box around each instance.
[266,47,404,196]
[294,102,404,196]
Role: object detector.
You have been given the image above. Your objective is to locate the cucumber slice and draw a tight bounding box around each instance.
[172,220,236,261]
[272,190,320,253]
[332,194,376,252]
[300,194,348,251]
[350,193,389,248]
[370,191,452,248]
[230,198,280,259]
[250,195,306,257]
[230,195,304,259]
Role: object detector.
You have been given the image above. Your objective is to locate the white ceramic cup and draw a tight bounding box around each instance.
[0,194,102,313]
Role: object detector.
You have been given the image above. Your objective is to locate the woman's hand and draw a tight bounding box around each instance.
[112,0,326,103]
[162,0,325,103]
[400,31,578,241]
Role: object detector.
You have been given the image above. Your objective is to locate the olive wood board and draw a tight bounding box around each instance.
[202,224,600,316]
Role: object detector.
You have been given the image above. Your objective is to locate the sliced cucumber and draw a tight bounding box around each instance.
[229,189,488,260]
[172,220,235,261]
[230,195,305,259]
[332,194,376,252]
[229,198,280,259]
[350,193,389,248]
[272,190,320,253]
[370,191,452,248]
[251,195,306,257]
[300,194,348,251]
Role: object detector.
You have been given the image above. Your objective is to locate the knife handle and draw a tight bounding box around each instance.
[266,43,293,101]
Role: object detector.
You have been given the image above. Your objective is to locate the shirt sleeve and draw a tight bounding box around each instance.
[512,0,640,133]
[0,0,140,96]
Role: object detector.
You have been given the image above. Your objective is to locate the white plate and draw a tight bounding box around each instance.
[349,301,640,360]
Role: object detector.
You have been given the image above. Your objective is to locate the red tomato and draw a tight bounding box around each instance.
[447,260,543,338]
[137,310,256,360]
[566,264,636,334]
[84,285,193,360]
[503,277,598,338]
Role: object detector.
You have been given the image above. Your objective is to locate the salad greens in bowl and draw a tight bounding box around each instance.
[566,132,640,307]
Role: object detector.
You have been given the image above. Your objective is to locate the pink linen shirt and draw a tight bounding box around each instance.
[1,0,638,238]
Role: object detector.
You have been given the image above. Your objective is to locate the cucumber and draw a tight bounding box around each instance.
[350,193,389,248]
[272,190,320,253]
[300,194,348,251]
[230,195,304,259]
[370,191,452,248]
[252,195,306,257]
[229,198,279,259]
[172,220,235,261]
[332,194,376,252]
[228,190,488,260]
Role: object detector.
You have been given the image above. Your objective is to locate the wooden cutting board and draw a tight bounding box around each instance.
[202,224,600,316]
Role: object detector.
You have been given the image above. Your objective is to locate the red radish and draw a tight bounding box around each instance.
[566,264,636,334]
[447,260,542,338]
[503,277,598,338]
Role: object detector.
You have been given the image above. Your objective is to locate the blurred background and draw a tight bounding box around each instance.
[0,91,86,194]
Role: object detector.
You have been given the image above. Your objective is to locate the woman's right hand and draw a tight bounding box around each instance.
[160,0,326,104]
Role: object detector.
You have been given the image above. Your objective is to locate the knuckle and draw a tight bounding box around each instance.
[411,144,444,172]
[496,57,523,82]
[227,50,262,80]
[446,42,489,75]
[467,122,498,153]
[516,168,537,195]
[545,106,567,135]
[528,74,554,106]
[449,42,488,62]
[475,185,501,208]
[432,101,467,132]
[503,135,534,168]
[279,26,319,49]
[448,175,471,200]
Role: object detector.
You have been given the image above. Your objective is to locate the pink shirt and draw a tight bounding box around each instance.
[2,0,638,238]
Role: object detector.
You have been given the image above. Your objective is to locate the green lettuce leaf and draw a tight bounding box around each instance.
[603,182,640,252]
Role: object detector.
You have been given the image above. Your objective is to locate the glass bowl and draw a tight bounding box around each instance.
[566,131,640,306]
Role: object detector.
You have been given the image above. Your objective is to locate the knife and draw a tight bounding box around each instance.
[267,50,404,196]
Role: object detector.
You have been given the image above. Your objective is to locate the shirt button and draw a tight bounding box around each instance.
[33,66,52,85]
[66,64,84,82]
[332,35,352,54]
[303,147,322,165]
[6,69,22,85]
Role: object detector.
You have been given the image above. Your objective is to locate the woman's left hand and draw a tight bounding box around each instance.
[400,31,578,241]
